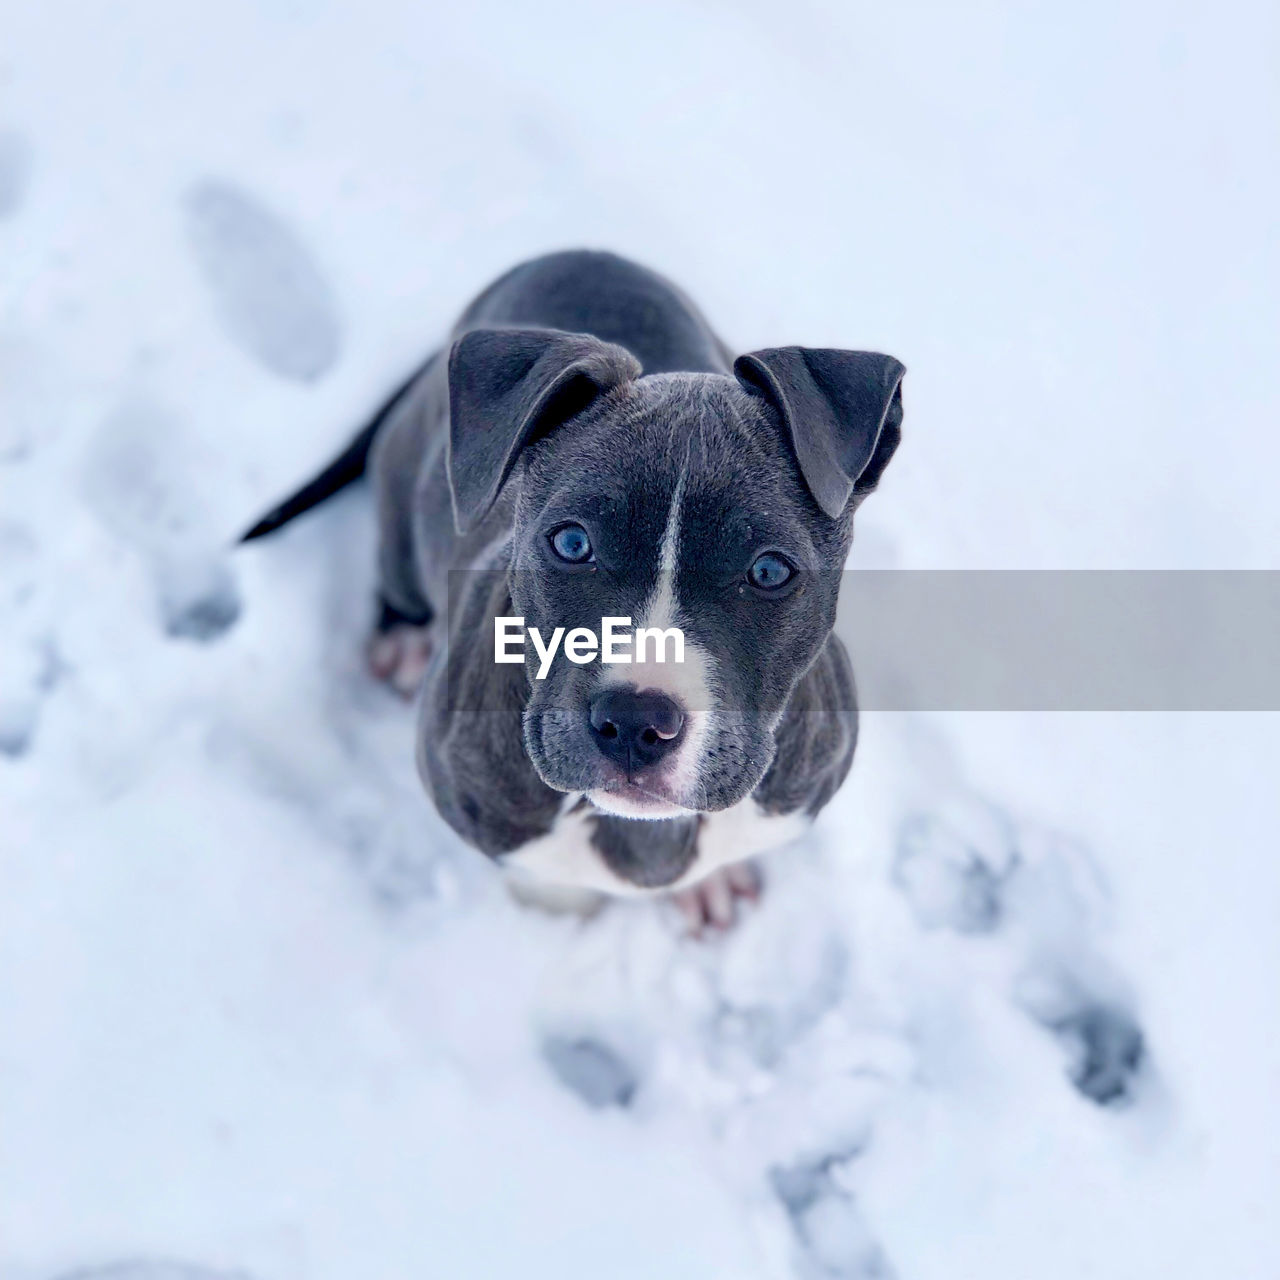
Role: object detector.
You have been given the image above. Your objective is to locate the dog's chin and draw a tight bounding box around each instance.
[523,746,701,819]
[586,783,698,821]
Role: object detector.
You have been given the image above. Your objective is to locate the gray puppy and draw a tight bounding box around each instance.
[244,250,904,929]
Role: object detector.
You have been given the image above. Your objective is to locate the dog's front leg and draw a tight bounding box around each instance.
[365,371,441,696]
[368,597,435,698]
[670,860,763,934]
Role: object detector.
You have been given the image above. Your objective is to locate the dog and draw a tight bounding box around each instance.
[243,250,904,930]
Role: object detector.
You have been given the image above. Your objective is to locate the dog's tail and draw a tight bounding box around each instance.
[239,356,433,543]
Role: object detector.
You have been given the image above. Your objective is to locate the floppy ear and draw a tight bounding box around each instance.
[448,327,641,533]
[734,347,905,518]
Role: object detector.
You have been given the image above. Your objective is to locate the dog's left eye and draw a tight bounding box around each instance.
[549,523,594,563]
[748,552,796,591]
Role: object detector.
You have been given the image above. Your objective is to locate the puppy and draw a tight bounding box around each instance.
[244,250,904,929]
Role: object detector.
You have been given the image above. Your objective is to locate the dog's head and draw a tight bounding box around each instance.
[448,328,903,818]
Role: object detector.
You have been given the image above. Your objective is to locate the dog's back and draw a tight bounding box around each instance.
[455,250,731,376]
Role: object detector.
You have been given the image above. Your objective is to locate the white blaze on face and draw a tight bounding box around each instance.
[593,463,716,807]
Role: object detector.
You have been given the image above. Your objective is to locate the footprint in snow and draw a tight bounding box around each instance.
[81,399,242,642]
[184,178,342,382]
[0,521,62,759]
[0,634,61,759]
[892,800,1016,935]
[0,129,32,218]
[892,798,1149,1108]
[542,1034,638,1109]
[772,1154,897,1279]
[1015,965,1146,1108]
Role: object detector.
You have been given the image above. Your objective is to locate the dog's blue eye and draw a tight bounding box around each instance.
[550,523,593,563]
[748,552,795,590]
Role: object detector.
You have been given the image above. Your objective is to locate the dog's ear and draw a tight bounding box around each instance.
[448,327,641,533]
[734,347,905,518]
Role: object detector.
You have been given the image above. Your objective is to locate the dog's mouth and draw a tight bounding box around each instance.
[586,777,698,820]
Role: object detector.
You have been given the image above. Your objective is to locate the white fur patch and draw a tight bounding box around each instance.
[668,798,808,891]
[503,800,638,895]
[503,795,809,898]
[645,462,686,632]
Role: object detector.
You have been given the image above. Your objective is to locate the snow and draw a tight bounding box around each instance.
[2,1,1278,1277]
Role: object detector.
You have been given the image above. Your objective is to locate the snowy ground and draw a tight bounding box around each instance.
[2,2,1279,1278]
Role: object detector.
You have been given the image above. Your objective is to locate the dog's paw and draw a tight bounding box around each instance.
[671,861,762,935]
[368,623,434,699]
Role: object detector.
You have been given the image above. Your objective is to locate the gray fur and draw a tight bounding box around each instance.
[509,372,852,811]
[255,250,904,890]
[588,809,702,888]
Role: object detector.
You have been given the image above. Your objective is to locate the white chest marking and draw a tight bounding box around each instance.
[503,796,809,899]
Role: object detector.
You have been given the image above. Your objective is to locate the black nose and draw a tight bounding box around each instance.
[589,687,686,771]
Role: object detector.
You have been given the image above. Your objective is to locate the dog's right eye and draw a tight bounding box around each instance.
[549,523,594,563]
[748,551,795,591]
